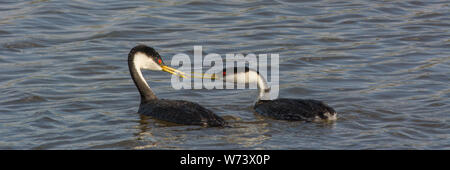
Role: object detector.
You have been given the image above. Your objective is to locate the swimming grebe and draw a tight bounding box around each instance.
[128,45,225,127]
[217,67,337,122]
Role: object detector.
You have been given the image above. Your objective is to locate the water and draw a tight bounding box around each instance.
[1,0,449,149]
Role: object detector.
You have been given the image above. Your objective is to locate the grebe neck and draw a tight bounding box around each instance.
[128,55,157,102]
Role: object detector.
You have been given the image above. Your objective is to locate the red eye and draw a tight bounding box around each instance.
[223,71,226,76]
[158,59,162,64]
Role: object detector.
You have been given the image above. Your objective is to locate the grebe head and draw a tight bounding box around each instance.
[128,45,187,101]
[128,45,185,78]
[220,67,256,84]
[215,66,271,100]
[128,45,166,71]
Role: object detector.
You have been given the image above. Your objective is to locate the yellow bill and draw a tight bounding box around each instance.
[161,65,218,80]
[161,65,189,79]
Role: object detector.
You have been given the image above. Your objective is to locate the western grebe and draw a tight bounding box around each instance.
[128,45,225,127]
[216,67,337,122]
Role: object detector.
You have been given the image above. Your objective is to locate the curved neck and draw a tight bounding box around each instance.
[252,72,271,101]
[128,57,157,102]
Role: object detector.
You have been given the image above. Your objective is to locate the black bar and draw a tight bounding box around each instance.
[0,150,444,169]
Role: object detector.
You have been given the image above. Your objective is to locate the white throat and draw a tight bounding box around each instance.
[225,70,271,100]
[253,72,271,100]
[134,52,163,71]
[133,53,163,90]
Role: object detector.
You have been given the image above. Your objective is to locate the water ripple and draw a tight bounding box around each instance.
[0,0,449,149]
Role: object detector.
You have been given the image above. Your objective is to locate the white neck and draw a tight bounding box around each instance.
[133,53,164,89]
[133,53,151,89]
[256,74,271,100]
[253,72,271,100]
[226,70,271,101]
[129,53,162,101]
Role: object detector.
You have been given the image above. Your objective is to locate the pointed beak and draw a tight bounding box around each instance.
[161,65,188,79]
[161,65,218,80]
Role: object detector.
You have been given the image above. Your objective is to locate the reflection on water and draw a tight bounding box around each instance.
[0,0,449,149]
[134,115,276,149]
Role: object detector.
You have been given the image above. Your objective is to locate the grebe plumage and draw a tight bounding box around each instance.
[128,45,225,127]
[218,67,337,122]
